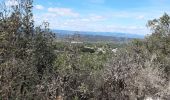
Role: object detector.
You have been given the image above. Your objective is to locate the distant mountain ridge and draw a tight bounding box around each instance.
[53,30,144,39]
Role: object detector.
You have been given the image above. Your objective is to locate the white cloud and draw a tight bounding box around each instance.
[35,5,44,10]
[5,0,19,6]
[88,14,106,21]
[136,15,145,20]
[34,8,159,35]
[109,11,146,19]
[34,11,149,35]
[48,7,79,17]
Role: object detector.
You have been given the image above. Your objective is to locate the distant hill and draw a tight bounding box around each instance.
[53,30,144,42]
[53,30,144,38]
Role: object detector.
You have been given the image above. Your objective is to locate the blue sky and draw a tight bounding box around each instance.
[3,0,170,35]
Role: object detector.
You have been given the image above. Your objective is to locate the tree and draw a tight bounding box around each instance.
[0,0,58,99]
[146,13,170,76]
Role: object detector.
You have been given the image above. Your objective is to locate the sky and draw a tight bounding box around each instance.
[3,0,170,35]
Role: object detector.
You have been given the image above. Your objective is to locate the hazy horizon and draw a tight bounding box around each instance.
[3,0,170,35]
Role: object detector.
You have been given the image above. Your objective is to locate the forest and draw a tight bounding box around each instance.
[0,0,170,100]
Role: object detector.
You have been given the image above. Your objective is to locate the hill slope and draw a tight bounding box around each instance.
[53,30,144,42]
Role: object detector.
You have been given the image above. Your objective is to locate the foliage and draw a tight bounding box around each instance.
[1,0,170,99]
[0,0,58,99]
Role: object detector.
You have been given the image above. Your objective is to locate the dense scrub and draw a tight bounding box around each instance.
[0,0,170,100]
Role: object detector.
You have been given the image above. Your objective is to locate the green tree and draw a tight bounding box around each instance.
[146,13,170,76]
[0,0,58,99]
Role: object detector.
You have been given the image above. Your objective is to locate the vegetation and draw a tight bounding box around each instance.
[0,0,170,100]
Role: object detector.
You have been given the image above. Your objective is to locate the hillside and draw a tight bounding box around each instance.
[53,30,144,42]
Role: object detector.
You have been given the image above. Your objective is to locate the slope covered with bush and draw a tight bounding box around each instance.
[0,0,170,100]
